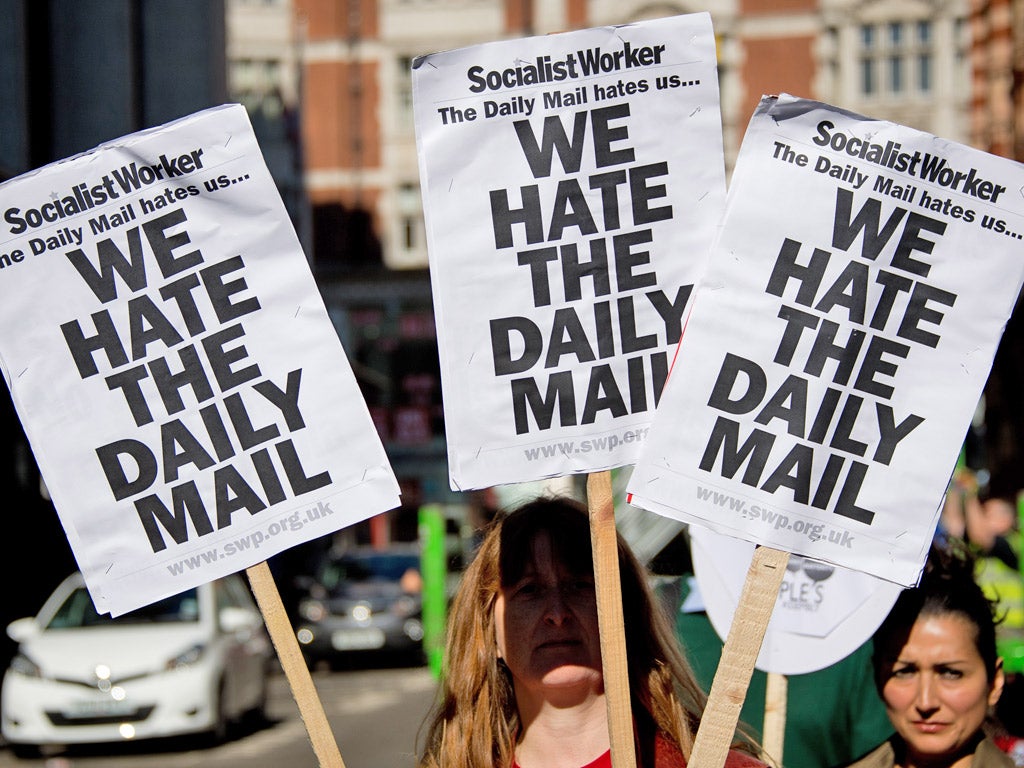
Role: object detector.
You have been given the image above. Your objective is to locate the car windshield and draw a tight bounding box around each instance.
[319,553,420,592]
[45,586,200,629]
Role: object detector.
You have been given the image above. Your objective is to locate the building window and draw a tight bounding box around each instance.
[229,58,284,118]
[917,20,932,44]
[398,183,422,252]
[918,53,932,91]
[889,55,903,93]
[861,58,876,95]
[888,21,902,47]
[858,18,933,98]
[861,24,875,49]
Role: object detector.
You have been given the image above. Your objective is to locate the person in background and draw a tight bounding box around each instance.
[938,472,1023,742]
[417,496,766,768]
[843,541,1013,768]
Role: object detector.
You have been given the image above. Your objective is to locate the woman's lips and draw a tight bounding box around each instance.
[911,721,948,734]
[537,638,580,650]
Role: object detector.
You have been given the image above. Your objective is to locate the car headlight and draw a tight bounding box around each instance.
[165,643,206,670]
[9,653,41,678]
[300,599,326,622]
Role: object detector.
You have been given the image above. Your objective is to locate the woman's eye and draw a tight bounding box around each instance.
[514,582,539,597]
[891,665,916,678]
[938,667,964,680]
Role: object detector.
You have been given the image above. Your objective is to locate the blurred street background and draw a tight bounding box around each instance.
[1,0,1023,764]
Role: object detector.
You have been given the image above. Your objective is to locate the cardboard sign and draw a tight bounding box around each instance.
[690,526,901,674]
[413,13,725,490]
[0,104,401,616]
[629,94,1024,586]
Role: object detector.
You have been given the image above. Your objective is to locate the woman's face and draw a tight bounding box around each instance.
[494,530,603,707]
[879,613,1003,765]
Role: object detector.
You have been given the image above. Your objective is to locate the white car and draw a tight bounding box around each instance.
[1,571,273,756]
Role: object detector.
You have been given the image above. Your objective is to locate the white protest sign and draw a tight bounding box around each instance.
[690,526,901,674]
[0,104,401,616]
[413,13,725,490]
[628,94,1024,586]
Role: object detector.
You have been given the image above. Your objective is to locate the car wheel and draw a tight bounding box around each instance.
[243,672,269,730]
[206,680,230,746]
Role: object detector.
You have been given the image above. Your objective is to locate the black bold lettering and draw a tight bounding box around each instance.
[546,308,596,368]
[214,464,267,529]
[766,238,831,306]
[161,419,216,482]
[202,323,261,391]
[511,372,576,434]
[96,438,158,500]
[254,369,305,431]
[200,255,261,323]
[276,438,332,494]
[513,112,589,178]
[698,416,774,487]
[66,228,149,303]
[491,316,543,374]
[707,353,767,415]
[591,104,634,169]
[61,310,129,378]
[581,364,627,423]
[144,207,203,278]
[135,482,214,552]
[831,187,906,261]
[491,186,544,248]
[897,282,956,348]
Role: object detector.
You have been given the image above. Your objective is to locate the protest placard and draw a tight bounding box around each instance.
[412,13,725,491]
[628,94,1024,588]
[0,104,401,618]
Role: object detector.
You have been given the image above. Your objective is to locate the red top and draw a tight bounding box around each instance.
[512,734,768,768]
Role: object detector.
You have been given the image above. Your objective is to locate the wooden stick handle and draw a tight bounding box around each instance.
[247,561,347,768]
[587,471,638,768]
[688,546,789,768]
[762,672,787,766]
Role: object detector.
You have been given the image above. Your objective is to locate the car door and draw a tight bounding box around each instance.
[216,576,270,713]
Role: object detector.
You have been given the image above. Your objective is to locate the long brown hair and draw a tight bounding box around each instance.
[418,496,732,768]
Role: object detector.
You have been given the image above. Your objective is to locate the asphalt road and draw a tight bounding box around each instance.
[0,663,439,768]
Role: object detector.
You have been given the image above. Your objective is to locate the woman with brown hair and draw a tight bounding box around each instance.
[418,496,764,768]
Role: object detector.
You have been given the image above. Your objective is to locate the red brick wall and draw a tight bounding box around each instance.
[740,35,815,128]
[295,0,378,40]
[741,0,816,13]
[303,60,381,170]
[566,0,587,30]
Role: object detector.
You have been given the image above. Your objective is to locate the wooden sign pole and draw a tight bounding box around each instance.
[761,672,788,766]
[247,561,347,768]
[687,546,789,768]
[587,470,638,768]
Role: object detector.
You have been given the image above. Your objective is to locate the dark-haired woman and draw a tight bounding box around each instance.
[845,543,1012,768]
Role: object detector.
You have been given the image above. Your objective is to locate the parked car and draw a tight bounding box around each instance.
[294,544,425,667]
[1,571,273,757]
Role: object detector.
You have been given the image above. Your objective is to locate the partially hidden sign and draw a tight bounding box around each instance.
[691,526,901,675]
[629,94,1024,586]
[412,13,725,490]
[0,104,401,616]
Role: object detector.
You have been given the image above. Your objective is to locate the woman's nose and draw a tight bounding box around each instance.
[914,675,940,716]
[543,587,570,624]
